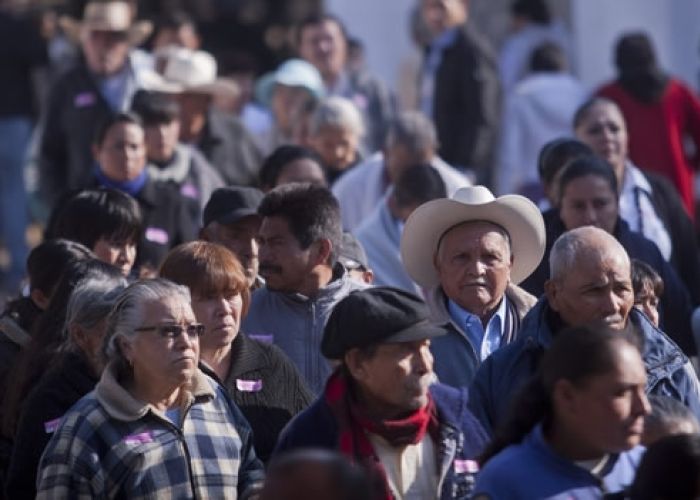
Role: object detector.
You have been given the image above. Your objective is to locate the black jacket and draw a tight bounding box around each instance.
[202,333,313,463]
[5,351,97,499]
[431,24,500,181]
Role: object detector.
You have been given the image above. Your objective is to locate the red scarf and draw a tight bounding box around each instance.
[324,369,440,500]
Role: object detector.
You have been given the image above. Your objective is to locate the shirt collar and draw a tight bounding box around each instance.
[430,27,459,52]
[447,293,507,332]
[622,160,652,195]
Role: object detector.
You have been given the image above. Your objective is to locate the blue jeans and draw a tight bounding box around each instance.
[0,117,31,293]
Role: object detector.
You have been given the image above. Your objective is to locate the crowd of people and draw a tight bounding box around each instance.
[2,0,700,498]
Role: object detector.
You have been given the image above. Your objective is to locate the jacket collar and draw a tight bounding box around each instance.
[227,333,267,379]
[95,361,215,422]
[273,263,362,303]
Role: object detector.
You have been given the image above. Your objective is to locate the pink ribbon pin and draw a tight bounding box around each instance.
[124,432,154,445]
[44,418,61,434]
[236,379,263,392]
[453,459,479,474]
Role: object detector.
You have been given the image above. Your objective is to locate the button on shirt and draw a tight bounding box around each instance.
[448,297,507,361]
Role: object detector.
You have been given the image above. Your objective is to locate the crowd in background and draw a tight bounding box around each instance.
[2,0,700,498]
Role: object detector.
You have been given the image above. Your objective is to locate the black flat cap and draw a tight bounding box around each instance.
[203,187,263,227]
[321,287,445,359]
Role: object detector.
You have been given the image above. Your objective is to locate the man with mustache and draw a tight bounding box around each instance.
[469,225,700,434]
[242,183,366,393]
[400,186,545,389]
[274,287,489,499]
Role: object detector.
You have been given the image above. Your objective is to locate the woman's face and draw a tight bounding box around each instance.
[121,297,200,390]
[556,342,651,458]
[93,237,137,276]
[574,103,628,176]
[95,122,147,182]
[190,290,243,353]
[558,175,619,234]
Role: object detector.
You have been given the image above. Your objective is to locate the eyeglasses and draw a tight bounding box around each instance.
[134,323,205,339]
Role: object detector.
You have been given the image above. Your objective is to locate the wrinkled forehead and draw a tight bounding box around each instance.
[437,220,511,252]
[140,296,194,324]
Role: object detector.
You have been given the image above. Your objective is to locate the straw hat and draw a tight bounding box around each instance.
[400,186,546,288]
[59,1,152,46]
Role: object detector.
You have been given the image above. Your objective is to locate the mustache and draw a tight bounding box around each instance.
[259,264,283,275]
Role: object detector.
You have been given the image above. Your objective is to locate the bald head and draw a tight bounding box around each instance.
[546,226,633,330]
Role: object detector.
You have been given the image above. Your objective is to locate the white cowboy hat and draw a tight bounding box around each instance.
[142,47,238,99]
[59,1,153,46]
[400,185,546,288]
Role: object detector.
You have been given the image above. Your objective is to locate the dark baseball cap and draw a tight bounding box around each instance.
[321,287,445,359]
[203,187,264,227]
[338,232,369,270]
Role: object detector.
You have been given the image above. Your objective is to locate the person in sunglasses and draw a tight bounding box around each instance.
[36,279,264,499]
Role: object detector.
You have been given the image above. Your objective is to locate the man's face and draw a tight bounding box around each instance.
[546,248,634,330]
[174,92,211,142]
[560,342,650,456]
[258,216,317,293]
[348,339,434,418]
[144,119,181,163]
[310,126,360,173]
[81,29,130,76]
[201,215,261,286]
[421,0,467,37]
[384,143,434,184]
[95,122,146,182]
[298,20,347,81]
[558,175,618,234]
[434,221,512,320]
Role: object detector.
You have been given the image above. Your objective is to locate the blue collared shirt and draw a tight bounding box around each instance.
[420,28,459,118]
[447,296,507,361]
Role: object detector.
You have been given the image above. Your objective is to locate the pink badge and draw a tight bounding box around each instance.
[124,432,154,445]
[44,418,61,434]
[180,183,199,199]
[145,227,169,245]
[453,459,479,474]
[248,334,273,344]
[352,93,368,110]
[74,92,96,108]
[236,379,263,392]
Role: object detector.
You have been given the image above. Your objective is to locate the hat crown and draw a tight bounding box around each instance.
[452,185,496,205]
[83,1,131,31]
[275,59,324,92]
[162,50,218,87]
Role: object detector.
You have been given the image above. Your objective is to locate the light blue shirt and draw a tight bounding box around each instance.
[447,296,507,361]
[420,28,459,118]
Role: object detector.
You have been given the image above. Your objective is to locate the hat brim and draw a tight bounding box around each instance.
[59,16,153,46]
[400,195,546,288]
[141,74,238,99]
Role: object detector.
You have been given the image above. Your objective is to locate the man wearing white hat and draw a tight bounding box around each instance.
[400,185,546,388]
[38,0,152,208]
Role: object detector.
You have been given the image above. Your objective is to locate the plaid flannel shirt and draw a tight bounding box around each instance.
[36,363,264,499]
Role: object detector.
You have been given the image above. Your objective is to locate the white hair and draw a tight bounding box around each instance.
[549,226,628,281]
[309,96,365,138]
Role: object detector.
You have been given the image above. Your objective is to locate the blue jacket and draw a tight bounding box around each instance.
[520,211,695,354]
[275,383,489,499]
[469,298,700,435]
[473,425,644,499]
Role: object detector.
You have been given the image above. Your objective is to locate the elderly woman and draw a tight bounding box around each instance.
[36,279,264,499]
[160,241,313,462]
[6,275,126,498]
[473,324,650,498]
[573,97,700,306]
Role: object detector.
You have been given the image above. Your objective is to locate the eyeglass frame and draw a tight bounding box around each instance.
[134,323,205,339]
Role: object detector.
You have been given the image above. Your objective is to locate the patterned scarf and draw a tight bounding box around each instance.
[324,369,440,500]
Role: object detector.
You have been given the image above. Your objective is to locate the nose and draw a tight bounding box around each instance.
[414,343,433,375]
[216,296,233,315]
[582,203,598,226]
[633,389,651,418]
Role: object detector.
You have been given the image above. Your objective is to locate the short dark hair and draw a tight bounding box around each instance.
[530,42,566,73]
[131,89,180,126]
[259,145,323,191]
[631,259,664,299]
[46,189,143,250]
[393,164,446,209]
[572,97,619,130]
[93,112,143,147]
[537,138,594,185]
[258,183,342,264]
[511,0,551,24]
[556,155,618,205]
[296,12,349,48]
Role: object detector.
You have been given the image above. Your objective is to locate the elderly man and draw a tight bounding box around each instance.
[274,287,489,499]
[469,226,700,434]
[332,111,470,231]
[200,186,264,290]
[297,13,394,153]
[400,185,545,389]
[39,0,152,208]
[242,184,365,393]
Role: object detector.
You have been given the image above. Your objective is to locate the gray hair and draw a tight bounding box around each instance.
[62,274,128,352]
[385,111,438,155]
[103,279,192,366]
[309,96,365,138]
[549,226,628,281]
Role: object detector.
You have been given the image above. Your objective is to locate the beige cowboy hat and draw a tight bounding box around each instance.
[59,1,153,46]
[141,47,239,99]
[400,185,546,288]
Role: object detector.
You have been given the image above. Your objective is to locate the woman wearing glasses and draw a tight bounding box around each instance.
[36,279,264,499]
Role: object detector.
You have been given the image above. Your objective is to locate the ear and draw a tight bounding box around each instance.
[313,238,332,266]
[30,288,50,310]
[551,378,579,417]
[117,335,135,364]
[544,279,559,312]
[361,269,374,285]
[69,324,90,353]
[344,348,367,382]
